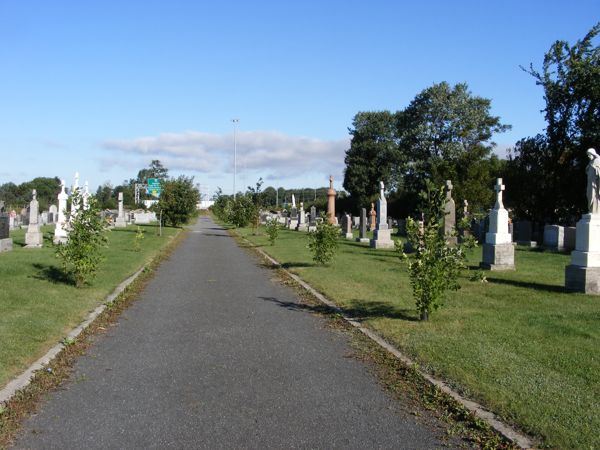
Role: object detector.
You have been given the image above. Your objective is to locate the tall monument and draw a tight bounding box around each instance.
[54,180,69,244]
[370,181,394,249]
[444,180,457,246]
[565,148,600,293]
[327,175,337,225]
[480,178,514,270]
[25,190,43,247]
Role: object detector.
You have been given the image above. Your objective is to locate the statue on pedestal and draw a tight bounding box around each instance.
[586,148,600,214]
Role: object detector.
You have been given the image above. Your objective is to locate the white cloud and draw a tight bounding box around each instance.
[102,130,349,180]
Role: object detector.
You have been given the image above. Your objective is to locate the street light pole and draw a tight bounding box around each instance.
[231,118,239,199]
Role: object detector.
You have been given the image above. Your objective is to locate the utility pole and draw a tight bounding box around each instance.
[231,118,239,199]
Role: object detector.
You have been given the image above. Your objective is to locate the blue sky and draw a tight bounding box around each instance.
[1,1,598,197]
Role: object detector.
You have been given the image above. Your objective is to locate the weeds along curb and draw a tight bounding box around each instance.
[243,238,535,450]
[0,229,185,408]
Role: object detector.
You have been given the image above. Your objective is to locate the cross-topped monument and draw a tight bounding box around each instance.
[370,181,394,249]
[481,178,514,270]
[494,178,505,209]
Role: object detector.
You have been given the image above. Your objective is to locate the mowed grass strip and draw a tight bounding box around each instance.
[0,223,180,388]
[238,225,600,449]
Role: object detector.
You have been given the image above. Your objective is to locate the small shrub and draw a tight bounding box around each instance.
[265,217,280,245]
[307,214,339,265]
[133,226,144,252]
[401,181,475,320]
[55,189,108,288]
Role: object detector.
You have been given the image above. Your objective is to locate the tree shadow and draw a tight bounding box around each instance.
[200,233,230,238]
[486,276,565,293]
[281,261,316,269]
[257,296,419,322]
[31,263,74,285]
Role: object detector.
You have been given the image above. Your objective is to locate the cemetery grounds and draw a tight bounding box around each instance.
[0,224,180,393]
[235,224,599,449]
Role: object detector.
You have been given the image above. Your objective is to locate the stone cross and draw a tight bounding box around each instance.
[494,178,505,210]
[446,179,453,199]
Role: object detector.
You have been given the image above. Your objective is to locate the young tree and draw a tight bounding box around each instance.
[158,176,199,227]
[246,178,265,234]
[402,181,471,321]
[55,189,108,288]
[307,214,339,265]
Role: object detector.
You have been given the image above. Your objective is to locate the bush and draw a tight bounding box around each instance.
[307,214,339,265]
[229,195,256,228]
[55,190,108,287]
[401,181,473,320]
[158,176,199,227]
[265,217,280,245]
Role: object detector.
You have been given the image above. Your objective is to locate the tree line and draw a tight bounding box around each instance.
[343,23,600,226]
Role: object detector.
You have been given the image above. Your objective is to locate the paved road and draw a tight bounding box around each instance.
[13,217,455,449]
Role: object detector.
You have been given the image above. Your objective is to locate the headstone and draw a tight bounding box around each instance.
[544,225,566,251]
[115,192,127,227]
[444,180,457,246]
[356,208,369,243]
[288,206,298,230]
[514,220,537,247]
[41,211,48,225]
[370,182,395,249]
[25,190,43,247]
[296,203,308,231]
[54,180,69,244]
[396,218,406,237]
[0,212,12,252]
[564,226,576,252]
[352,216,360,228]
[566,148,600,294]
[387,217,393,231]
[291,194,296,209]
[480,178,514,270]
[327,175,337,225]
[342,213,353,239]
[309,206,317,231]
[133,211,157,224]
[49,204,58,223]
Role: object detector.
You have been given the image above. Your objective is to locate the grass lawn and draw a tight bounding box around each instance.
[0,223,180,389]
[237,225,599,449]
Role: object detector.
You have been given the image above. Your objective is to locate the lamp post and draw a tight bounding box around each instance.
[231,118,239,199]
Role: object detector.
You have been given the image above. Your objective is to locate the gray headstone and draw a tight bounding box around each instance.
[0,213,9,239]
[310,206,317,225]
[444,180,456,245]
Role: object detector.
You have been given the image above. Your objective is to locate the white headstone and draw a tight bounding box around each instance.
[481,178,514,270]
[370,181,394,249]
[25,190,43,247]
[54,180,69,243]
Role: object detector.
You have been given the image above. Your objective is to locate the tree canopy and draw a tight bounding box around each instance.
[506,23,600,224]
[343,82,509,215]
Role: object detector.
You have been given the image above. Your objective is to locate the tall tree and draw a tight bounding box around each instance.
[343,111,401,211]
[398,82,510,212]
[136,160,169,183]
[158,175,199,227]
[508,23,600,224]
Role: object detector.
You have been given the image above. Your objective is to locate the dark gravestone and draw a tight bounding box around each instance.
[0,214,9,239]
[309,206,317,226]
[356,208,369,243]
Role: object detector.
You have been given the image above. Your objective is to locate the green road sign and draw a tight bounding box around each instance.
[147,178,162,198]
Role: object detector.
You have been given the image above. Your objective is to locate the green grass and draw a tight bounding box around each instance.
[238,225,600,449]
[0,223,180,388]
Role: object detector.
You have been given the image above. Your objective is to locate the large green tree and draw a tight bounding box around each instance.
[343,83,509,215]
[158,175,199,227]
[343,111,401,211]
[398,82,510,212]
[507,23,600,224]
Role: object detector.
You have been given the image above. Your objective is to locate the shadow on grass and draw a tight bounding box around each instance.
[281,261,315,269]
[31,263,74,285]
[486,276,565,293]
[258,295,419,322]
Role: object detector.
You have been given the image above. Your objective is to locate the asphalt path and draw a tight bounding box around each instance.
[13,216,456,449]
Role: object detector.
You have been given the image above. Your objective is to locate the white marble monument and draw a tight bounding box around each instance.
[54,180,69,244]
[480,178,514,270]
[565,148,600,293]
[370,181,394,249]
[115,192,127,228]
